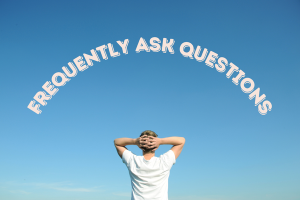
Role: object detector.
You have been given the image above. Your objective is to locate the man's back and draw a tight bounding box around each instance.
[122,150,176,200]
[114,132,185,200]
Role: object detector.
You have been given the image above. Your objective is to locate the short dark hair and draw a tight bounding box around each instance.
[140,130,158,137]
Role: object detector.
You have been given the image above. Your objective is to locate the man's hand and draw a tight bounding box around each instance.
[136,135,149,151]
[146,136,161,151]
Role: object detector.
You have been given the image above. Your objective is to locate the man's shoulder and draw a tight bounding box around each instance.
[160,150,175,157]
[159,150,176,166]
[122,150,135,164]
[123,149,137,157]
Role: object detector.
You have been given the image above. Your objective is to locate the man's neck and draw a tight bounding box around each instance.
[143,152,155,160]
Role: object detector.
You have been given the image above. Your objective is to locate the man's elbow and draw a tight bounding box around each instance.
[114,139,118,146]
[181,137,186,144]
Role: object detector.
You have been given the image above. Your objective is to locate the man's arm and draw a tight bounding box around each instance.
[114,136,148,158]
[147,136,186,159]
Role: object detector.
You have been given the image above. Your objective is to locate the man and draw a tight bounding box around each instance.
[114,130,185,200]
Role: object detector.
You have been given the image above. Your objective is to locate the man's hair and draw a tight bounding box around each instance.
[140,130,158,138]
[140,130,158,153]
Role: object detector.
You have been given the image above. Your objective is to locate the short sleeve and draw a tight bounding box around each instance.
[122,150,133,167]
[160,150,176,169]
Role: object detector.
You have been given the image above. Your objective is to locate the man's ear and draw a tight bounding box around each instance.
[141,147,146,151]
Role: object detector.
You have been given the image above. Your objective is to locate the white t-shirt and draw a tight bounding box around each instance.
[122,150,176,200]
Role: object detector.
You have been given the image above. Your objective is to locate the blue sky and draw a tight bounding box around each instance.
[0,0,299,200]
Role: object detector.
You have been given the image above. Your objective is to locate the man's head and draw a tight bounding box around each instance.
[140,130,158,153]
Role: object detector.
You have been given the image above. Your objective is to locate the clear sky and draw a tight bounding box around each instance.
[0,0,299,200]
